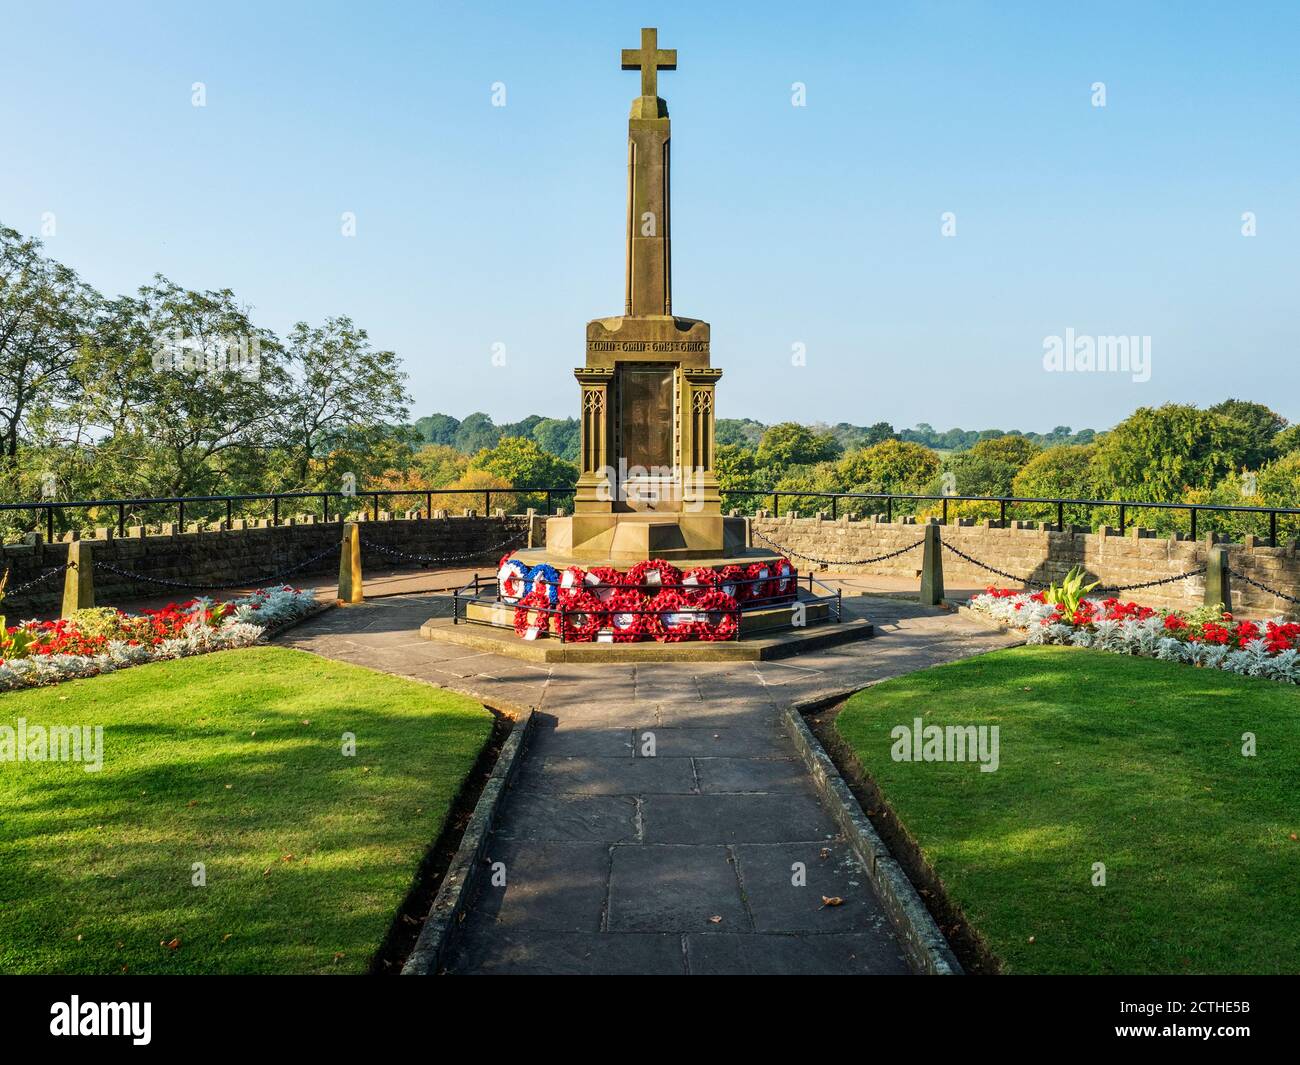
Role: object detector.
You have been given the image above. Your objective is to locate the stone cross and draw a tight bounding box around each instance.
[621,26,676,98]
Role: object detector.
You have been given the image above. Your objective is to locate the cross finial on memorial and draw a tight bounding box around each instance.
[621,27,676,99]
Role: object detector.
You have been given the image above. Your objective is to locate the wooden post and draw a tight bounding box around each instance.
[1204,545,1231,613]
[338,522,363,604]
[61,540,95,617]
[919,522,945,606]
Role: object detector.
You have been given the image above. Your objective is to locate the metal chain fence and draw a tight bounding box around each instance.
[93,545,339,592]
[942,541,1207,594]
[750,527,927,567]
[1,562,74,599]
[358,531,528,567]
[1229,568,1300,606]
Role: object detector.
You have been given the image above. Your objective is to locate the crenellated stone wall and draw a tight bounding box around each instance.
[749,513,1300,618]
[1,511,529,615]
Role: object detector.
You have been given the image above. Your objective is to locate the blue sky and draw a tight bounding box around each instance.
[3,0,1297,432]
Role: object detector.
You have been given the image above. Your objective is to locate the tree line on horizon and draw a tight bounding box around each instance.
[406,401,1299,538]
[410,411,1099,463]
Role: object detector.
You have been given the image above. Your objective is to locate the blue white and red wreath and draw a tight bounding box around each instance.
[497,556,530,605]
[525,563,561,606]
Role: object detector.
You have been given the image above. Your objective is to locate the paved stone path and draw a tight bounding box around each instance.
[279,588,1020,975]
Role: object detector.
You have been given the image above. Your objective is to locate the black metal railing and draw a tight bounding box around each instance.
[727,490,1300,547]
[0,487,577,544]
[2,486,1296,547]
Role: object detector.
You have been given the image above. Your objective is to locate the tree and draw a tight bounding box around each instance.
[863,421,895,447]
[531,417,580,462]
[769,462,842,514]
[969,434,1041,470]
[498,414,544,440]
[413,413,460,445]
[835,439,940,495]
[1091,404,1253,502]
[1256,451,1300,508]
[830,421,894,451]
[82,276,289,497]
[413,443,470,486]
[938,427,978,451]
[1274,424,1300,457]
[0,226,97,461]
[715,418,766,448]
[938,453,1020,498]
[1011,445,1101,500]
[455,412,500,453]
[1209,399,1288,469]
[281,316,411,487]
[468,436,577,489]
[715,442,761,510]
[756,422,841,467]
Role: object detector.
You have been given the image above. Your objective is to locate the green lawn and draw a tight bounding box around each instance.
[0,646,492,974]
[836,645,1300,974]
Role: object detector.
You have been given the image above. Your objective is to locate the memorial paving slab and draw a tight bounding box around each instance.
[277,588,1020,974]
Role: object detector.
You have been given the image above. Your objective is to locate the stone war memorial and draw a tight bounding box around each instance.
[428,27,871,659]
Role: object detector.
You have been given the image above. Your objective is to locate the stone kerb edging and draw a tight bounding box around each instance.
[781,696,963,976]
[401,710,537,976]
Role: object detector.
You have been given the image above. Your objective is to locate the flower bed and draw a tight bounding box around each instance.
[968,589,1300,684]
[0,586,319,692]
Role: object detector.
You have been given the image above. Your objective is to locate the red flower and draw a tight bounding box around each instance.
[692,589,740,641]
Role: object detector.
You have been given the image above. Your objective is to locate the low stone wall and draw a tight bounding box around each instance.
[6,508,1297,620]
[751,514,1300,618]
[2,512,529,615]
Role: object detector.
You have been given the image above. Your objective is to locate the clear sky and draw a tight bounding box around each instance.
[3,0,1297,432]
